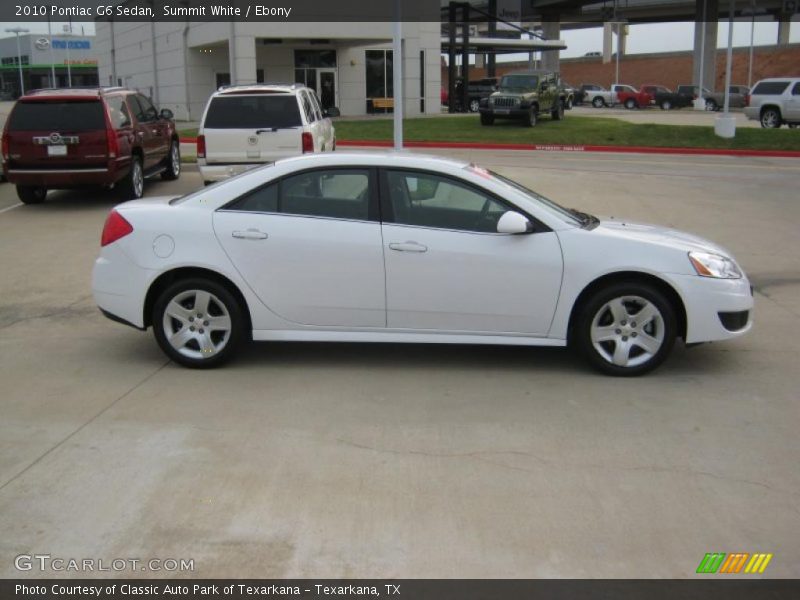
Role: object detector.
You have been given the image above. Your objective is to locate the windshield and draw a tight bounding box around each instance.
[466,165,582,226]
[499,75,538,91]
[204,95,302,129]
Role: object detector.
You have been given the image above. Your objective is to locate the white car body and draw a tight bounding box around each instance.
[743,78,800,128]
[197,84,336,183]
[93,153,753,373]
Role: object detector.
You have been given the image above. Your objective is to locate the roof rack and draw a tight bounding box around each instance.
[216,82,305,92]
[26,86,128,95]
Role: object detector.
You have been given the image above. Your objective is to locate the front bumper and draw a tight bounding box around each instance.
[480,106,530,119]
[672,273,754,343]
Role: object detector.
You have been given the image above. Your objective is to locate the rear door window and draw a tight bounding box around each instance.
[204,95,302,129]
[106,96,132,129]
[7,100,105,131]
[752,81,790,95]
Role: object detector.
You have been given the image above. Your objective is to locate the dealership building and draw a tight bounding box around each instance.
[95,22,447,120]
[0,33,99,98]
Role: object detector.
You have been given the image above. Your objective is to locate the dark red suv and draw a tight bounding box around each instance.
[1,87,180,204]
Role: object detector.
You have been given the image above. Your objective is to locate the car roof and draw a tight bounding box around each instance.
[19,87,131,101]
[272,151,470,171]
[213,83,308,95]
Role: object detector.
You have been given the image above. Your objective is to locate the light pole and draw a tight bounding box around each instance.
[5,27,29,97]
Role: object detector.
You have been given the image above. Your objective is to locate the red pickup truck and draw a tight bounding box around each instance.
[614,85,653,109]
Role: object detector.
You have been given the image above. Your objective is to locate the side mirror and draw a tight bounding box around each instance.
[497,211,533,234]
[324,107,341,118]
[160,108,174,120]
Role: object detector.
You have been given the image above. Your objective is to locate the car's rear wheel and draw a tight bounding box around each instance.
[161,139,181,180]
[592,97,605,108]
[760,108,782,128]
[660,99,672,110]
[789,123,798,129]
[624,98,637,109]
[480,113,494,126]
[121,155,144,200]
[704,99,718,111]
[16,185,47,204]
[575,282,677,376]
[468,99,480,113]
[153,278,245,368]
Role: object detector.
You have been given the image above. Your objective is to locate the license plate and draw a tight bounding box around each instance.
[47,145,67,157]
[494,109,510,115]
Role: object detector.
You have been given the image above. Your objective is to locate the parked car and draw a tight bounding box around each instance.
[704,85,750,112]
[654,85,711,110]
[93,152,753,376]
[1,87,180,204]
[614,85,654,109]
[440,86,448,106]
[560,82,577,109]
[587,84,652,109]
[197,83,338,184]
[640,84,672,105]
[466,78,498,112]
[479,70,565,127]
[743,78,800,128]
[575,83,605,105]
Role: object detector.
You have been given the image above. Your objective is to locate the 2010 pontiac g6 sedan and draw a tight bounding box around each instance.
[92,153,753,375]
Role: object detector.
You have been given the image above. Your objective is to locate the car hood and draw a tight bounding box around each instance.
[596,217,732,256]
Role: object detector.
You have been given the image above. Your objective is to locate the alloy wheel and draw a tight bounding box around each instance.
[590,295,665,368]
[171,142,181,176]
[132,160,144,198]
[162,289,232,360]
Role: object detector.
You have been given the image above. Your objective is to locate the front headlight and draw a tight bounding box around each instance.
[688,251,742,279]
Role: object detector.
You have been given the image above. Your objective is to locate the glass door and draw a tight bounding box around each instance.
[316,69,337,110]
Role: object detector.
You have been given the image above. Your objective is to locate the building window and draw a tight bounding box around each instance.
[294,50,336,95]
[216,72,230,88]
[366,49,393,113]
[2,55,29,66]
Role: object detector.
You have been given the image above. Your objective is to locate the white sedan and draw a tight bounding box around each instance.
[92,153,753,375]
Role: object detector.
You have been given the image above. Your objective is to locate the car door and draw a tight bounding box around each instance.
[299,90,325,152]
[126,94,163,170]
[380,169,564,335]
[213,167,385,328]
[309,91,333,150]
[787,82,800,120]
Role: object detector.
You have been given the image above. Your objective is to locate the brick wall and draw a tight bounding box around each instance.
[443,44,800,91]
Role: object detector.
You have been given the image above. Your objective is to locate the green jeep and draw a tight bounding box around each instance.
[479,70,565,127]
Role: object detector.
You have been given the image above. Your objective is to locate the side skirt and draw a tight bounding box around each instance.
[251,329,567,347]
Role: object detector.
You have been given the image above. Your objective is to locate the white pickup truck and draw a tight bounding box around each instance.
[588,84,635,108]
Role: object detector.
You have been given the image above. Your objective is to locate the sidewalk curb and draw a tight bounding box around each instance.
[178,137,800,158]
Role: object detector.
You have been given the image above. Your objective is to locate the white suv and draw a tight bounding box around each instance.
[197,83,338,183]
[743,78,800,129]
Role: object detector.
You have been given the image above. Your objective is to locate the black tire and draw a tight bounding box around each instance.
[161,139,181,180]
[624,98,637,110]
[152,278,246,368]
[552,102,564,121]
[468,99,480,113]
[789,123,798,129]
[574,281,677,376]
[565,97,574,110]
[16,185,47,204]
[480,113,494,126]
[120,155,144,200]
[760,108,782,129]
[592,97,605,108]
[524,108,538,127]
[704,99,717,112]
[660,100,672,110]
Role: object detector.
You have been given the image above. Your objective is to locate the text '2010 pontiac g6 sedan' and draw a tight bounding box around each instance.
[92,153,753,375]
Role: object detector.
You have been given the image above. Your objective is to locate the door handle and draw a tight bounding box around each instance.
[389,241,427,253]
[232,229,268,240]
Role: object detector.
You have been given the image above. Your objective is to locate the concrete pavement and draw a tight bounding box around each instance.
[0,151,798,578]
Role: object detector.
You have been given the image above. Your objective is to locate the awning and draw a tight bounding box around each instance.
[441,36,567,53]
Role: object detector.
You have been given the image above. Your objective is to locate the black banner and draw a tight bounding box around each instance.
[3,579,800,600]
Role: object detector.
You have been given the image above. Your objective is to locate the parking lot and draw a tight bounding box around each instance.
[0,149,798,578]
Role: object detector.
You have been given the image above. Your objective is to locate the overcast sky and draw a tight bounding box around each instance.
[0,20,797,56]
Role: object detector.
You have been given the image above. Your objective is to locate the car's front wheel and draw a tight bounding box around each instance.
[552,101,564,121]
[153,278,245,368]
[161,139,181,180]
[121,155,144,200]
[469,99,480,113]
[16,185,47,204]
[575,282,677,376]
[704,99,718,111]
[524,108,538,127]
